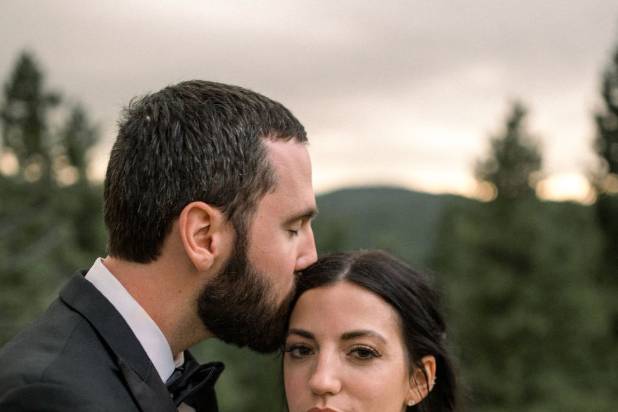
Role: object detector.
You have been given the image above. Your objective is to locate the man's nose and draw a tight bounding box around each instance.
[295,225,317,271]
[308,354,342,396]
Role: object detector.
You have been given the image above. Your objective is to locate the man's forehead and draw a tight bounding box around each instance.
[264,138,311,169]
[259,139,316,214]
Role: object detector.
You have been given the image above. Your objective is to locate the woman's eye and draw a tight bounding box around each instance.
[349,346,380,361]
[284,344,314,359]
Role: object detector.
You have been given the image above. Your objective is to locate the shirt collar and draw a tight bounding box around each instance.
[85,258,181,381]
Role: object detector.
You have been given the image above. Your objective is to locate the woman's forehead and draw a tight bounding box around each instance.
[289,281,403,339]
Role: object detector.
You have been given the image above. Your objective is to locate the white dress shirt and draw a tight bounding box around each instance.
[85,258,180,381]
[85,258,193,412]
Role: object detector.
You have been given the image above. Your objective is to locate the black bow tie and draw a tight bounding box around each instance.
[166,354,224,410]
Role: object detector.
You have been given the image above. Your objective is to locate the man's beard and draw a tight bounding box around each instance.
[196,231,295,353]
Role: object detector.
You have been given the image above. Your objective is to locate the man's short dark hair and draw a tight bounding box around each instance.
[104,80,307,263]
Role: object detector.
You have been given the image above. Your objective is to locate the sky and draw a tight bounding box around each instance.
[1,0,618,201]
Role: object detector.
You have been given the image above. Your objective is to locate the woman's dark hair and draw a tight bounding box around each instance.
[291,250,457,412]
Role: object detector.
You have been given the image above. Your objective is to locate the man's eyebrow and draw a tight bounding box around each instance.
[341,330,387,343]
[287,328,315,340]
[283,207,318,226]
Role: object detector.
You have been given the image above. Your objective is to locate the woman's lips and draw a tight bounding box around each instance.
[307,408,340,412]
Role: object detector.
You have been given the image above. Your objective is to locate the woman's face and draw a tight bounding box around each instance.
[284,281,417,412]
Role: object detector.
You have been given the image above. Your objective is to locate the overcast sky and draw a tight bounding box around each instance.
[2,1,618,201]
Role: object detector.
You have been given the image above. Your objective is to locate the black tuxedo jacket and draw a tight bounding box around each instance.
[0,273,219,412]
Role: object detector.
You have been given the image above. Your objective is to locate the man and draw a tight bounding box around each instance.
[0,80,318,411]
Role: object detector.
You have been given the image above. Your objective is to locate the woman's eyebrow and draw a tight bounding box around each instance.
[287,328,315,340]
[341,330,387,343]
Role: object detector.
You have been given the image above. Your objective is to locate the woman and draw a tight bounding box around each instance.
[283,250,457,412]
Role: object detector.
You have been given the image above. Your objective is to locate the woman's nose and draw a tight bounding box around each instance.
[308,354,342,396]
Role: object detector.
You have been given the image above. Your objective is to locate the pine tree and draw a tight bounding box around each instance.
[59,103,99,182]
[594,48,618,186]
[593,44,618,294]
[0,52,104,344]
[432,101,611,411]
[0,51,60,182]
[476,102,542,202]
[592,41,618,397]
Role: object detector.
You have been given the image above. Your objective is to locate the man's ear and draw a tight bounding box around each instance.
[405,355,437,407]
[178,201,230,272]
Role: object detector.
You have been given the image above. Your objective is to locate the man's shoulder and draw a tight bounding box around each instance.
[0,272,178,412]
[0,272,128,381]
[0,297,130,408]
[0,297,102,375]
[1,379,142,412]
[0,382,107,412]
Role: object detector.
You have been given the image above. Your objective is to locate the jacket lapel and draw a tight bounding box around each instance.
[60,273,177,412]
[118,359,177,412]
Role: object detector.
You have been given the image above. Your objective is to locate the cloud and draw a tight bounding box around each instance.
[2,0,618,199]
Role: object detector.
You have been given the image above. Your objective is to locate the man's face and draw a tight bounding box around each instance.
[197,140,317,352]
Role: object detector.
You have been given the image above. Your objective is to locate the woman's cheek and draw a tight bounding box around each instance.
[285,363,308,412]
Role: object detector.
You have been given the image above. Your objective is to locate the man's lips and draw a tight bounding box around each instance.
[307,408,339,412]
